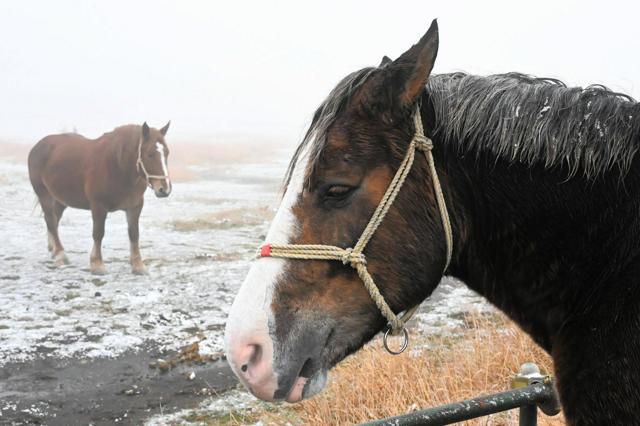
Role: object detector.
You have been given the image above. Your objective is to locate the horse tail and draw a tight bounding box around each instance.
[28,138,52,216]
[32,196,42,216]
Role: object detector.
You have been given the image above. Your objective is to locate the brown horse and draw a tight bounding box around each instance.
[28,122,172,275]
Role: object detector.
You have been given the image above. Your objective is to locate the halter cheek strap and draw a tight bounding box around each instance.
[258,108,453,354]
[136,139,170,188]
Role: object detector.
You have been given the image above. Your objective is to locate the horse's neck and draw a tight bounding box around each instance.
[440,145,640,350]
[102,133,140,185]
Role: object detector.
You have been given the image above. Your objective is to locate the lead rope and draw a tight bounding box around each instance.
[259,108,453,354]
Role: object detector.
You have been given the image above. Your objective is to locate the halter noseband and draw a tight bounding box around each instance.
[258,108,453,354]
[136,138,170,188]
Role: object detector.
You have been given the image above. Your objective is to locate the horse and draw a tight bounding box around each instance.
[28,122,172,275]
[224,20,640,425]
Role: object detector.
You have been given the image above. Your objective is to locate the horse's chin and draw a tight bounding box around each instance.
[285,369,329,403]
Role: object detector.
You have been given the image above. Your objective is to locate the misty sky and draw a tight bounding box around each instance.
[0,0,638,144]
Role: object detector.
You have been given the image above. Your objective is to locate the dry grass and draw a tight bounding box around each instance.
[238,312,565,425]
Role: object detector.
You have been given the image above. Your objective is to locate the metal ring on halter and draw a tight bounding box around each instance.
[383,326,409,355]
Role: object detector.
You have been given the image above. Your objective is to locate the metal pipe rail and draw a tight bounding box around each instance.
[360,363,561,426]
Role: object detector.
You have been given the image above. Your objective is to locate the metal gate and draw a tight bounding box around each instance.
[360,363,561,426]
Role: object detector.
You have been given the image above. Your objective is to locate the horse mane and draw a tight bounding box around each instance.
[286,69,640,187]
[95,124,142,170]
[97,124,141,143]
[428,72,640,178]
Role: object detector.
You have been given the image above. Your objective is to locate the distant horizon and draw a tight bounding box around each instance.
[0,128,298,147]
[4,62,639,148]
[1,0,638,143]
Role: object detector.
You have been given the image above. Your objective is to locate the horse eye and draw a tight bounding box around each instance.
[326,185,353,198]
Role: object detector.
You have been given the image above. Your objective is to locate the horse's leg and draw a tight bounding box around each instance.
[40,195,69,266]
[90,204,107,275]
[50,200,67,256]
[46,204,54,252]
[126,203,146,275]
[31,173,67,263]
[54,201,67,226]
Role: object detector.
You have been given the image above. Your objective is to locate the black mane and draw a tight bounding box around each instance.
[286,70,640,187]
[428,72,640,178]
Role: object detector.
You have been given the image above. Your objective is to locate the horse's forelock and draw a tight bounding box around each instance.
[282,67,378,195]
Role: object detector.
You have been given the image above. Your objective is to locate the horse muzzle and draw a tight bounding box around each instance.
[154,186,171,198]
[225,328,330,402]
[225,280,332,402]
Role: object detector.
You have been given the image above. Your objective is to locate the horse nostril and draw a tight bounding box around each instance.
[227,338,277,401]
[155,186,170,198]
[249,343,262,365]
[236,343,264,378]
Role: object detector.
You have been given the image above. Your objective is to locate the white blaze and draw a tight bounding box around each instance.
[224,145,310,386]
[156,142,170,187]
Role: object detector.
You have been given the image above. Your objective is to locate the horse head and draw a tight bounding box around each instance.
[225,20,451,403]
[137,121,172,198]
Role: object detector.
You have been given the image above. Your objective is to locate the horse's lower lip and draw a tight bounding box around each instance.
[285,369,328,403]
[285,376,308,403]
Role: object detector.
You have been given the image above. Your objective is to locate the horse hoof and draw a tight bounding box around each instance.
[132,265,148,275]
[91,265,107,275]
[54,253,70,267]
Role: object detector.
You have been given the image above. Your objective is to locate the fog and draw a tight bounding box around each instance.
[0,0,638,144]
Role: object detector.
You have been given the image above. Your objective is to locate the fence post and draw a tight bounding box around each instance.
[519,404,537,426]
[512,363,552,426]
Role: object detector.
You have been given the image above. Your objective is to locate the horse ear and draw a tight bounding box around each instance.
[379,55,392,67]
[142,122,150,140]
[386,19,439,108]
[160,120,171,136]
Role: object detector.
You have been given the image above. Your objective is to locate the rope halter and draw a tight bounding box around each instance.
[258,108,453,354]
[136,138,170,188]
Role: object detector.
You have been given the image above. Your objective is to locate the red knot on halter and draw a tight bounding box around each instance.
[260,244,272,258]
[257,107,453,354]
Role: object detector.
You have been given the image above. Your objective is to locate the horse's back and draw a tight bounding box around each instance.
[28,133,94,209]
[29,133,91,167]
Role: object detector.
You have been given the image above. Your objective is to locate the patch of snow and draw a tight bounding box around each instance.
[0,159,285,365]
[144,389,260,426]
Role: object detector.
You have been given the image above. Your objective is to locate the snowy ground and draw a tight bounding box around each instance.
[0,154,285,366]
[0,146,490,424]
